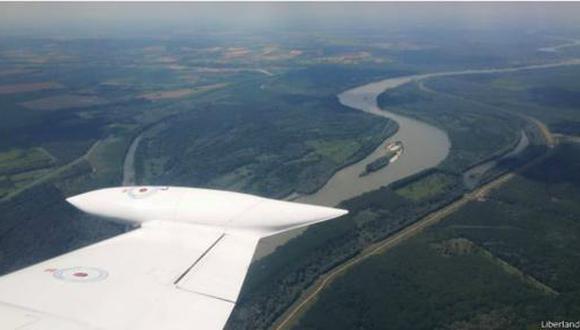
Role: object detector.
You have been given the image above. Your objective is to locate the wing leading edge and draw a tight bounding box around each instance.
[0,186,347,330]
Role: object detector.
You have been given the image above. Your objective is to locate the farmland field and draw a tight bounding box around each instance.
[19,94,109,111]
[395,172,455,201]
[0,81,63,95]
[0,148,54,175]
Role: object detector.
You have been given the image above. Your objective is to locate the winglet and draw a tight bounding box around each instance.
[233,198,348,237]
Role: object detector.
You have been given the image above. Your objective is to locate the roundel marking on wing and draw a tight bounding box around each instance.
[127,186,159,199]
[52,267,109,283]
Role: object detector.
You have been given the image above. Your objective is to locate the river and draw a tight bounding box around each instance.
[295,76,451,206]
[255,58,580,257]
[255,75,452,258]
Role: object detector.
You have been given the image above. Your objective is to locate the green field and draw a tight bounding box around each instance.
[425,66,580,136]
[306,139,362,163]
[395,172,455,201]
[0,148,55,175]
[0,148,56,198]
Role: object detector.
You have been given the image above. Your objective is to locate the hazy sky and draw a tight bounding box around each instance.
[1,2,580,37]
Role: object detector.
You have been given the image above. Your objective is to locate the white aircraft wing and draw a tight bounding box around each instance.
[0,186,347,330]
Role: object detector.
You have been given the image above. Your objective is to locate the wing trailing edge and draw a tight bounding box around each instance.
[0,186,347,329]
